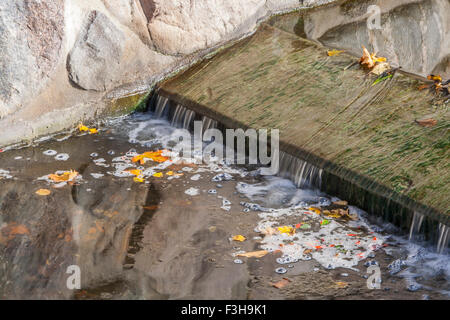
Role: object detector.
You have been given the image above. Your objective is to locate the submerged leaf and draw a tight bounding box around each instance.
[236,250,269,258]
[415,118,437,127]
[35,189,51,196]
[232,235,246,242]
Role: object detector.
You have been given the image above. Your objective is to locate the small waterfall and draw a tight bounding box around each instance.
[409,211,424,240]
[170,104,196,129]
[437,223,450,254]
[202,116,218,132]
[154,95,169,118]
[147,93,449,251]
[277,151,322,189]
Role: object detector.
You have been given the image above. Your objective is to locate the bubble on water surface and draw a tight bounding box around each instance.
[43,150,57,156]
[275,267,287,274]
[55,153,69,161]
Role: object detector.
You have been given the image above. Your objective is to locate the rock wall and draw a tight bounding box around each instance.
[0,0,334,147]
[303,0,450,78]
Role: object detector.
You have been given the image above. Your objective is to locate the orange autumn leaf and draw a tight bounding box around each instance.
[271,278,291,289]
[127,169,142,176]
[236,250,269,258]
[415,118,437,127]
[35,189,51,196]
[48,170,79,182]
[132,150,169,165]
[427,74,442,82]
[359,45,386,69]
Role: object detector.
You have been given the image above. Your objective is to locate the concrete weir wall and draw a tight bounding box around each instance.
[158,8,449,236]
[0,0,335,148]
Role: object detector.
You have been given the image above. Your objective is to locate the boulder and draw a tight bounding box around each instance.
[67,11,125,91]
[0,0,64,118]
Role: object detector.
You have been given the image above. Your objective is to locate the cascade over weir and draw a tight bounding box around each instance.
[150,12,449,248]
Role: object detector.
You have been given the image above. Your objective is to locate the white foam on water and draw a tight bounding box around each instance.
[185,187,200,196]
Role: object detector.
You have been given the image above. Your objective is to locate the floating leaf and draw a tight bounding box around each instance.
[127,169,142,176]
[309,207,321,215]
[300,223,311,230]
[132,150,169,165]
[327,49,345,57]
[232,235,246,242]
[35,189,51,196]
[166,171,174,176]
[236,250,269,258]
[277,226,295,235]
[153,172,163,178]
[89,128,98,134]
[78,124,89,132]
[48,170,79,182]
[320,219,331,226]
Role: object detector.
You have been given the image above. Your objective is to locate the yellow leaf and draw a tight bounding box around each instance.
[236,250,269,258]
[153,172,163,178]
[277,226,295,235]
[327,49,345,56]
[232,235,246,242]
[133,176,144,183]
[35,189,51,196]
[309,207,321,215]
[166,171,174,176]
[335,281,349,289]
[89,128,98,134]
[78,124,89,132]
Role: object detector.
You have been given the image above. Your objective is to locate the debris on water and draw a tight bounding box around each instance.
[14,156,23,160]
[341,273,349,277]
[190,174,201,181]
[43,150,58,156]
[185,187,199,196]
[407,283,422,292]
[90,173,104,179]
[0,169,12,179]
[107,150,115,155]
[208,189,217,194]
[90,152,99,157]
[318,197,331,206]
[233,259,244,264]
[364,260,379,267]
[216,184,223,188]
[275,267,287,274]
[387,259,406,275]
[212,173,233,182]
[422,294,430,300]
[243,208,250,213]
[55,153,70,161]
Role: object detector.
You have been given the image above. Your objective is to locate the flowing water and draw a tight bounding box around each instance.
[0,100,448,299]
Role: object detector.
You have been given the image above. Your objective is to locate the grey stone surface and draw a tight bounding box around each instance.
[68,11,125,91]
[0,0,64,118]
[304,0,450,78]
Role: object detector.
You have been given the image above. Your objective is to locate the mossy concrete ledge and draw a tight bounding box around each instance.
[158,22,449,234]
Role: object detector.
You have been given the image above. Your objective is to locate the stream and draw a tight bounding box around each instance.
[0,108,448,300]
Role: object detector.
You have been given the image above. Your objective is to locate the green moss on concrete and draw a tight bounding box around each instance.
[106,91,151,116]
[161,23,450,216]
